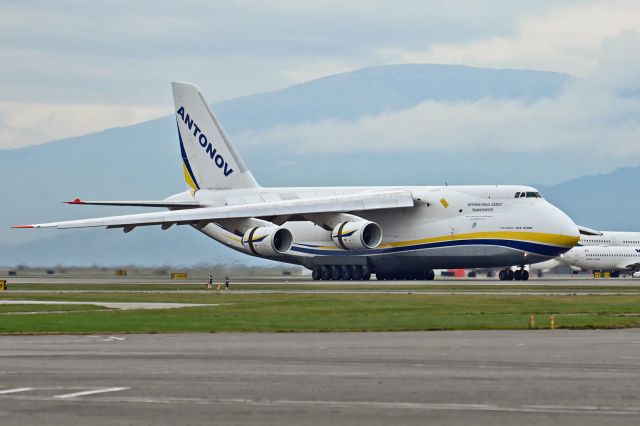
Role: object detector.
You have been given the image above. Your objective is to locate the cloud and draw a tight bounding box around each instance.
[0,102,167,149]
[234,31,640,179]
[236,92,640,156]
[0,0,571,104]
[0,0,636,149]
[379,1,640,76]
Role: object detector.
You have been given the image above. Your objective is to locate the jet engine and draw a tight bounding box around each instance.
[242,226,293,256]
[331,221,382,250]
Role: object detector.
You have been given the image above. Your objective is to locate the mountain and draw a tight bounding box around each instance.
[538,166,640,232]
[0,63,582,266]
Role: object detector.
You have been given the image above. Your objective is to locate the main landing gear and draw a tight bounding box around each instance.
[498,267,529,281]
[312,265,372,281]
[376,269,435,281]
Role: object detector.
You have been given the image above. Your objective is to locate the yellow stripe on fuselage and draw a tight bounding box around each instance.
[381,231,579,249]
[312,231,579,251]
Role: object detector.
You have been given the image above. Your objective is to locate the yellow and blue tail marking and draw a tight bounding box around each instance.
[177,121,200,191]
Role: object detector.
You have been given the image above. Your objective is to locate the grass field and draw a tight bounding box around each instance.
[1,291,640,334]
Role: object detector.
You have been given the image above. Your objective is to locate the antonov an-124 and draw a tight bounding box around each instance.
[14,82,581,280]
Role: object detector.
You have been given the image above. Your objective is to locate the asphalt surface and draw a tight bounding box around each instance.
[6,275,640,286]
[1,331,640,425]
[0,300,214,310]
[4,276,640,296]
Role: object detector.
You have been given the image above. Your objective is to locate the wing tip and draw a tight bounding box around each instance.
[64,198,85,205]
[12,225,35,229]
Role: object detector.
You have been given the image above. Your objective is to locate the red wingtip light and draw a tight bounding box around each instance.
[65,198,84,205]
[12,225,34,229]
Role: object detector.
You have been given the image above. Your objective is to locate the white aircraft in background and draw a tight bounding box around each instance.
[559,245,640,275]
[522,230,640,278]
[578,231,640,247]
[13,82,580,281]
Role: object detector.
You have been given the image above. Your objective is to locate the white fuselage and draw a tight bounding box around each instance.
[578,231,640,247]
[560,245,640,272]
[531,231,640,272]
[166,184,579,273]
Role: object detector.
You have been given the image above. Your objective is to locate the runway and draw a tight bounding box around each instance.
[4,275,640,296]
[7,275,640,286]
[0,300,213,310]
[1,331,640,425]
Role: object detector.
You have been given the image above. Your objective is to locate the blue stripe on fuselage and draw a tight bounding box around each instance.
[290,238,567,258]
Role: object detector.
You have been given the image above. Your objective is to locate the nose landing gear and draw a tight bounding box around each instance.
[498,269,513,281]
[498,267,529,281]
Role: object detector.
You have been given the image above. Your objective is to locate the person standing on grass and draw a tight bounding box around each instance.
[208,274,213,289]
[225,276,230,290]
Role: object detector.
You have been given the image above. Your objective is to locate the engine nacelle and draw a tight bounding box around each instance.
[332,221,382,250]
[242,226,293,256]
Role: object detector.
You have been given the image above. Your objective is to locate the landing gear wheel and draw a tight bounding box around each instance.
[341,265,352,281]
[522,270,530,281]
[376,272,386,281]
[498,270,507,281]
[331,265,341,280]
[363,269,371,281]
[352,266,364,281]
[312,267,321,281]
[425,269,435,281]
[506,269,514,281]
[514,269,523,281]
[321,266,331,281]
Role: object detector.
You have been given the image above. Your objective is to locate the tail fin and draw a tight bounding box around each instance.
[171,82,259,191]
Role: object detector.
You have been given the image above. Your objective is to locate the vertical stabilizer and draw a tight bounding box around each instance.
[172,82,259,191]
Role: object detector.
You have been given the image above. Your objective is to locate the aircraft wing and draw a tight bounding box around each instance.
[577,225,602,236]
[63,198,201,209]
[14,190,414,230]
[621,261,640,271]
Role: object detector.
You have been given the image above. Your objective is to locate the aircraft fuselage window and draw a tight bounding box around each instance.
[514,192,520,198]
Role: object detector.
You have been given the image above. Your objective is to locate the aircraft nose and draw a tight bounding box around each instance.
[560,248,578,263]
[544,201,580,249]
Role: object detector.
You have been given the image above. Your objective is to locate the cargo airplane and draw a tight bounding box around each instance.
[14,82,581,280]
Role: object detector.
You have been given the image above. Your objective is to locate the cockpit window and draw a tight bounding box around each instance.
[515,191,543,199]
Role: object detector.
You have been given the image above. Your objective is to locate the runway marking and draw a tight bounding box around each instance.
[209,399,640,415]
[0,387,33,395]
[2,392,640,416]
[53,387,129,399]
[101,336,127,342]
[93,397,640,415]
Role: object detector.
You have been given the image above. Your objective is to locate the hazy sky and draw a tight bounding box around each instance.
[2,0,640,150]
